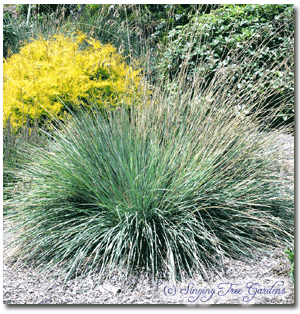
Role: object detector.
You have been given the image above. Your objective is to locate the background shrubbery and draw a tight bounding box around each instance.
[3,4,294,130]
[158,4,294,127]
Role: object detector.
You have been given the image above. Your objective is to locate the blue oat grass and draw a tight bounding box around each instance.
[4,62,294,282]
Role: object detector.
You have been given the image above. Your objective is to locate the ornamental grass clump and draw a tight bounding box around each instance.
[3,32,141,129]
[5,55,293,283]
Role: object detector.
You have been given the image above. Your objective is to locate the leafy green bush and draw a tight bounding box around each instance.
[148,4,220,45]
[3,32,141,129]
[285,246,294,284]
[5,60,294,282]
[159,4,294,128]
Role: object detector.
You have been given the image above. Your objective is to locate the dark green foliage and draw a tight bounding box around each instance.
[147,4,222,46]
[285,246,294,284]
[3,9,19,58]
[159,4,294,128]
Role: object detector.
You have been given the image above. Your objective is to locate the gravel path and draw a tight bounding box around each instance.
[3,133,294,305]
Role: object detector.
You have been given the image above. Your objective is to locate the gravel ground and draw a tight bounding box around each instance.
[3,241,294,305]
[3,133,294,305]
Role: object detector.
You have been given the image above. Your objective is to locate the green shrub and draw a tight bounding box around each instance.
[148,4,220,45]
[5,60,294,282]
[159,4,294,128]
[285,246,294,284]
[3,32,142,129]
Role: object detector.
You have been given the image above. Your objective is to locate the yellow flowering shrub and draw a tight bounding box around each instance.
[3,33,141,128]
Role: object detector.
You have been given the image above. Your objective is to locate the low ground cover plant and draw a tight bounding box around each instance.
[3,32,141,129]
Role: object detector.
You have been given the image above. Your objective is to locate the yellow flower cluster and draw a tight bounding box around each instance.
[3,33,141,128]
